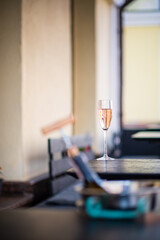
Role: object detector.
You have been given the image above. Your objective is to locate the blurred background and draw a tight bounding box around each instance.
[0,0,160,182]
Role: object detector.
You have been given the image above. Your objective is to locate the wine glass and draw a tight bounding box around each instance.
[97,99,113,160]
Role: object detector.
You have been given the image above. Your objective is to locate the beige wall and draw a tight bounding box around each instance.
[95,0,111,151]
[0,0,23,180]
[73,0,112,152]
[0,0,113,180]
[21,0,72,180]
[0,0,72,181]
[73,0,96,137]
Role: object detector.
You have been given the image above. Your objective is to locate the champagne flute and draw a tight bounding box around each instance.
[97,99,113,160]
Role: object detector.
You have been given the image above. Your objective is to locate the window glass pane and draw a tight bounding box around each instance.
[122,0,160,128]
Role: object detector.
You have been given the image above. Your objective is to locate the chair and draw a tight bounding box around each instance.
[38,133,95,208]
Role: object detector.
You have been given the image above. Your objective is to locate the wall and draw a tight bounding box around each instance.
[73,0,112,153]
[0,0,72,181]
[95,0,111,152]
[0,0,113,180]
[0,0,23,180]
[73,0,96,138]
[22,0,72,180]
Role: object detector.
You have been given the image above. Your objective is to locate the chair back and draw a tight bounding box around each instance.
[48,133,94,195]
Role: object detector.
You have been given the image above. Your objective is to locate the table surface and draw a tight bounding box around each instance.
[132,131,160,139]
[68,158,160,180]
[0,193,33,210]
[90,158,160,179]
[1,208,160,240]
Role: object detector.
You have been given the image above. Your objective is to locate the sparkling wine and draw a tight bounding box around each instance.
[98,108,112,130]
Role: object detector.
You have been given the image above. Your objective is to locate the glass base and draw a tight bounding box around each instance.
[97,155,114,160]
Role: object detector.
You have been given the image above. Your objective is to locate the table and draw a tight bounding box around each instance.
[132,131,160,142]
[68,158,160,180]
[1,208,160,240]
[0,193,33,210]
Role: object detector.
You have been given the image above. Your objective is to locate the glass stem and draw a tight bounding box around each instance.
[103,130,108,159]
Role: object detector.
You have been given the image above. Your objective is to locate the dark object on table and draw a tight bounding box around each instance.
[66,145,160,219]
[58,136,158,220]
